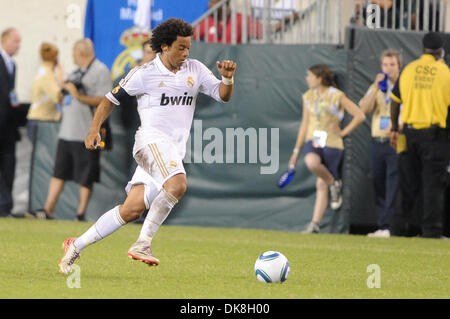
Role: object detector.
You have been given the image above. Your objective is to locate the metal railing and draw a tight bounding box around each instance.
[271,0,343,44]
[191,0,448,46]
[351,0,448,32]
[192,0,343,45]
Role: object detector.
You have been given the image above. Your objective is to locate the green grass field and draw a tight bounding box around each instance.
[0,218,449,299]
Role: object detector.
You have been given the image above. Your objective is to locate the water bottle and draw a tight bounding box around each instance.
[278,167,296,188]
[378,73,389,93]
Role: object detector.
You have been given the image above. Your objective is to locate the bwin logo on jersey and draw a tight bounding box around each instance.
[160,92,194,106]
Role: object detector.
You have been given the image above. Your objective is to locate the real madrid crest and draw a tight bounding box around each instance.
[187,76,194,88]
[111,26,152,81]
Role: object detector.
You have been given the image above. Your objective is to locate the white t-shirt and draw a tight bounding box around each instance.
[106,53,223,158]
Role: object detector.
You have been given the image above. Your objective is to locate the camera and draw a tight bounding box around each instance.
[60,79,85,96]
[61,67,88,97]
[60,77,86,106]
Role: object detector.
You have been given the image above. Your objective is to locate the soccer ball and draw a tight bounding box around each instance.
[254,251,290,283]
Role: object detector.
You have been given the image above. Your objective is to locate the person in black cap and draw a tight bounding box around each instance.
[390,32,450,239]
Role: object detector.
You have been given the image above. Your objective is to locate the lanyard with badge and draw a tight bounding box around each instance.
[379,83,393,131]
[9,89,19,107]
[312,93,328,148]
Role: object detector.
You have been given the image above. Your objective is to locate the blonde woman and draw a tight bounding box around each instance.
[27,42,64,141]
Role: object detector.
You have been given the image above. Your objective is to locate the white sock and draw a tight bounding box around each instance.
[74,205,126,251]
[138,189,178,242]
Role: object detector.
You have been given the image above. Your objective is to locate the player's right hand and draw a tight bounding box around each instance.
[85,131,101,150]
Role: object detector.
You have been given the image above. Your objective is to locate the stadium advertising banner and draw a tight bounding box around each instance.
[84,0,208,81]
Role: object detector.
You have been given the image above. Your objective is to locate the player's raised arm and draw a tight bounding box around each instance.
[216,60,237,102]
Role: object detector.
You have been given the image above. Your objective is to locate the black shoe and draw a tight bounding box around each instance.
[76,214,86,222]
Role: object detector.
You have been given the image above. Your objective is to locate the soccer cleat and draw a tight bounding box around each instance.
[368,229,391,238]
[58,238,80,274]
[127,241,160,266]
[301,221,320,234]
[329,179,343,210]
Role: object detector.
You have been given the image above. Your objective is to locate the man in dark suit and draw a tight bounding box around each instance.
[0,28,21,217]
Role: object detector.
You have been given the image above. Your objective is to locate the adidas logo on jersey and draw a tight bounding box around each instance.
[160,92,194,106]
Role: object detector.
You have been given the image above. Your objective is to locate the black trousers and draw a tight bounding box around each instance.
[392,152,423,237]
[400,126,450,238]
[369,139,398,230]
[0,140,16,215]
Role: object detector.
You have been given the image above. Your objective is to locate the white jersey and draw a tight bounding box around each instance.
[106,53,223,158]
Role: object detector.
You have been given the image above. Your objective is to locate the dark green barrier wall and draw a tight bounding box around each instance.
[29,29,450,232]
[170,43,349,233]
[30,43,349,233]
[30,114,130,221]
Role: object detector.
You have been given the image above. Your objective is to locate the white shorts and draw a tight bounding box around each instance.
[125,140,186,209]
[125,166,161,209]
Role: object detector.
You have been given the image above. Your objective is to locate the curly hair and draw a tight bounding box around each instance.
[151,18,193,53]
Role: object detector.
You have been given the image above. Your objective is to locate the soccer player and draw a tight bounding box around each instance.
[59,18,237,274]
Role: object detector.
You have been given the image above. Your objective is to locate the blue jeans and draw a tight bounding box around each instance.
[26,119,39,142]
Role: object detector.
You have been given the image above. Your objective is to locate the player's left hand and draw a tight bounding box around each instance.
[216,60,237,79]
